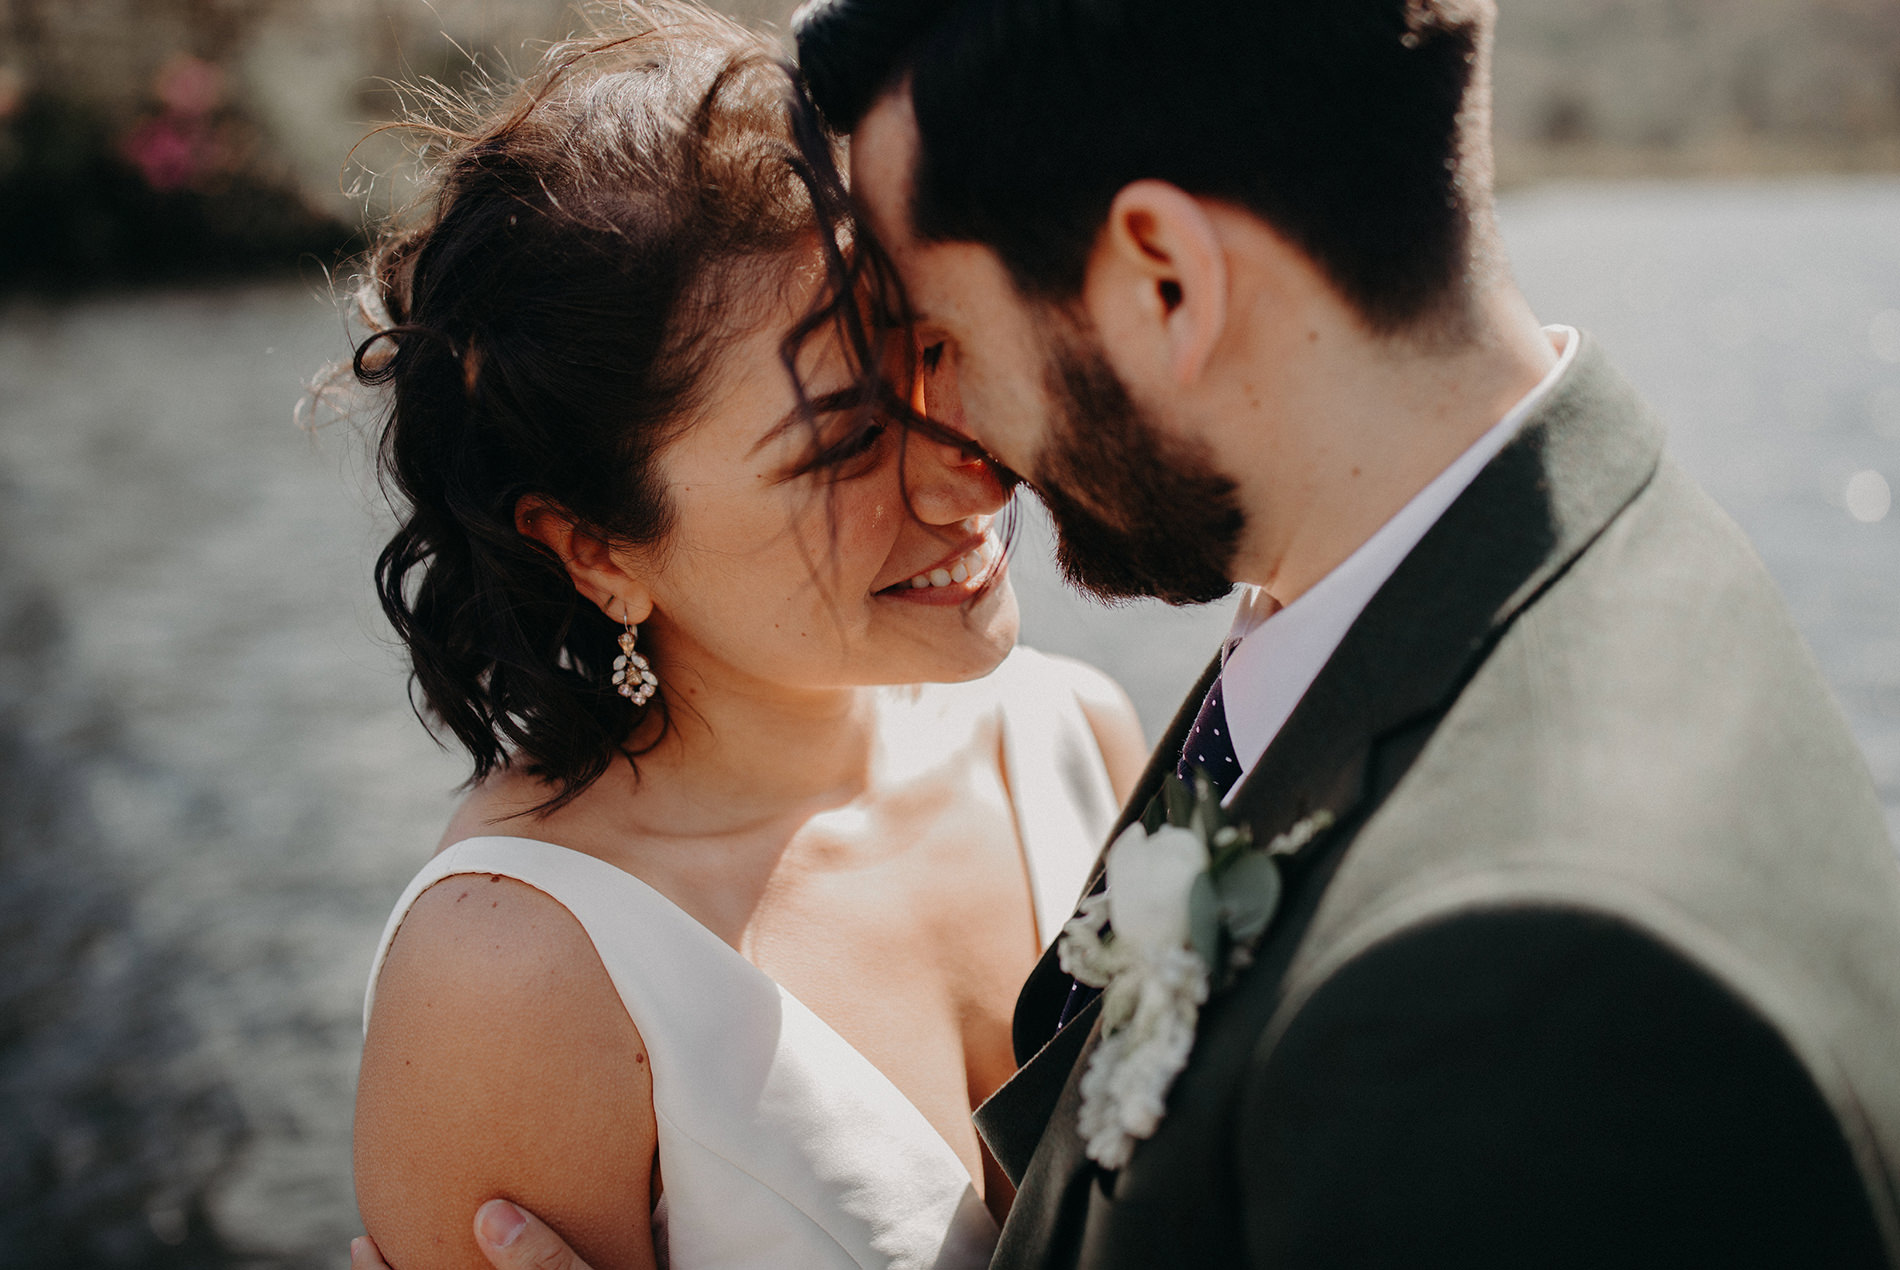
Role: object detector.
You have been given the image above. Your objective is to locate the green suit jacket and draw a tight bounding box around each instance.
[977,336,1900,1268]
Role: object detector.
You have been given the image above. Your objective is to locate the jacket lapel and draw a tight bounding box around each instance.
[978,334,1666,1193]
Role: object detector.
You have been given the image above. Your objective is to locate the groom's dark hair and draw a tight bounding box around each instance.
[795,0,1494,334]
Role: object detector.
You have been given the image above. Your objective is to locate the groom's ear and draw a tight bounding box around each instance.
[1082,181,1229,390]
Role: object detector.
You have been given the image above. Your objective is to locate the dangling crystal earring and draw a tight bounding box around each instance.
[612,603,657,706]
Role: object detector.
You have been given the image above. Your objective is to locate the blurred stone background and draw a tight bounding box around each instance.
[1,2,1897,1267]
[4,0,1900,284]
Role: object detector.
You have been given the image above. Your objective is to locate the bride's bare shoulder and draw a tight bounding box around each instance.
[365,760,657,1268]
[357,867,659,1270]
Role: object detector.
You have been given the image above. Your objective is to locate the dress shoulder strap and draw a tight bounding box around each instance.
[362,835,769,1038]
[989,647,1122,946]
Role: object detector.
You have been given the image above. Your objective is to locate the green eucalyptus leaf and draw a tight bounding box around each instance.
[1164,773,1194,828]
[1141,789,1167,834]
[1188,872,1222,972]
[1217,852,1283,946]
[1210,828,1252,874]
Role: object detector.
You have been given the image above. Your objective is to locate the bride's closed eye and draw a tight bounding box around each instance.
[829,420,889,463]
[776,409,893,483]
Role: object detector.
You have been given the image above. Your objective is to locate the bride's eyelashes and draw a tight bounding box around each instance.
[921,341,947,372]
[783,417,891,484]
[830,420,889,464]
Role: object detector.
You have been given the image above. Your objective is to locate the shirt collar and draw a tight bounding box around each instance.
[1218,326,1580,794]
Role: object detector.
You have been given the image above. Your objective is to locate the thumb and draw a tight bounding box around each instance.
[473,1200,593,1270]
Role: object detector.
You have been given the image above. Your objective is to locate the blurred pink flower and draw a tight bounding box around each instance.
[120,55,230,192]
[122,117,205,192]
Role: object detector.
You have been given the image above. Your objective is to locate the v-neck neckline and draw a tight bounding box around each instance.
[442,658,1092,1190]
[444,655,1083,1198]
[369,649,1114,1241]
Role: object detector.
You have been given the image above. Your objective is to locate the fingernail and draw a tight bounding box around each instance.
[350,1237,368,1266]
[476,1200,527,1249]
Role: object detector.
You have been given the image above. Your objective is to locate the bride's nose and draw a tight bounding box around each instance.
[902,428,1007,526]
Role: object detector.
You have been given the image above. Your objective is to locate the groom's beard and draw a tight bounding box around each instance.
[1029,325,1245,607]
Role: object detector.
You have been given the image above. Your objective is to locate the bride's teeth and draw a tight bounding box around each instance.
[893,541,997,593]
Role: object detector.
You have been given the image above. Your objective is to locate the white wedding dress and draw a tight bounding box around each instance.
[363,647,1120,1270]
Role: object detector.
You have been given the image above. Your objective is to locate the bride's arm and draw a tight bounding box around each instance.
[356,876,659,1270]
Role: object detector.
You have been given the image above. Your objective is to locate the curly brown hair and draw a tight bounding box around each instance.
[349,1,933,811]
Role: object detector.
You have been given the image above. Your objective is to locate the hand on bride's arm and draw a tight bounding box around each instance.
[350,1200,596,1270]
[354,876,658,1270]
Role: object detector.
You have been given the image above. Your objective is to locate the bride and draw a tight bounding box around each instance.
[347,4,1144,1268]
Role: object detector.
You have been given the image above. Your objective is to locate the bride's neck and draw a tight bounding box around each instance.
[619,656,881,833]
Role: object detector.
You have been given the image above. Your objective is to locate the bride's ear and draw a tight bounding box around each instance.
[1083,181,1229,390]
[515,495,655,625]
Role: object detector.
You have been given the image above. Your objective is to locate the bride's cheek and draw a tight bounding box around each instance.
[827,487,897,568]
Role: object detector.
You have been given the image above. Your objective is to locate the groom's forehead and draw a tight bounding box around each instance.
[848,89,923,252]
[848,86,1030,332]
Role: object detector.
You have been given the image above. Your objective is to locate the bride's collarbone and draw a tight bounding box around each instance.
[434,693,1029,974]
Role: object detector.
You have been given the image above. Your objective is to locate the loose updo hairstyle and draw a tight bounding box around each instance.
[351,1,897,809]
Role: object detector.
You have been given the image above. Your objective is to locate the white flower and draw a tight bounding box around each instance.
[1056,822,1213,1170]
[1075,942,1207,1169]
[1103,823,1208,951]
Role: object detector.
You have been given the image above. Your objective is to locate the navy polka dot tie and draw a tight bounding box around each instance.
[1176,671,1243,798]
[1052,664,1245,1032]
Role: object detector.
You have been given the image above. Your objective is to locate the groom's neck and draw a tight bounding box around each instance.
[1221,279,1557,607]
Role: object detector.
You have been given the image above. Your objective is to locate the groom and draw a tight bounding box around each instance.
[391,0,1900,1265]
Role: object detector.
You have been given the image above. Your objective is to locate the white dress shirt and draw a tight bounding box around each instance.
[1218,326,1580,799]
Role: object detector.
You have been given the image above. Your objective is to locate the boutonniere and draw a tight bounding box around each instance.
[1056,772,1334,1169]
